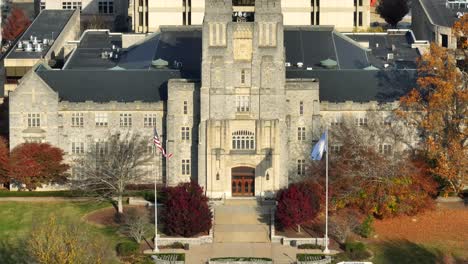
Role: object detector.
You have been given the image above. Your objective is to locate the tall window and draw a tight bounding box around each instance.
[358,11,363,27]
[379,144,392,155]
[27,113,41,128]
[71,141,84,154]
[40,1,46,11]
[96,141,108,157]
[183,101,188,115]
[232,130,255,150]
[71,113,84,127]
[182,159,190,175]
[120,113,132,127]
[98,0,114,14]
[181,127,190,141]
[331,115,342,126]
[62,1,82,10]
[236,95,250,112]
[297,159,306,176]
[299,101,304,116]
[355,117,368,126]
[144,113,157,127]
[95,112,108,127]
[297,127,306,141]
[240,69,246,85]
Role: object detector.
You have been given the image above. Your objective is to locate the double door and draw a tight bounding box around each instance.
[231,167,255,197]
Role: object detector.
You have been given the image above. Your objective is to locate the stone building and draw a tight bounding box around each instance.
[128,0,371,33]
[9,0,425,195]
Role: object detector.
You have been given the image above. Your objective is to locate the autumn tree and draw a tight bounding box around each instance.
[398,43,467,194]
[72,132,152,214]
[0,137,8,186]
[120,207,151,243]
[2,7,31,42]
[162,182,212,237]
[275,183,322,233]
[453,14,468,71]
[376,0,409,27]
[29,215,114,264]
[9,143,69,190]
[309,115,438,218]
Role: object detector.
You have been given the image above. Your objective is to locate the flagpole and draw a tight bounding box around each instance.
[323,128,330,254]
[153,145,159,253]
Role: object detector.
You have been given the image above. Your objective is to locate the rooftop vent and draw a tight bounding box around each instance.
[297,62,304,68]
[35,43,43,52]
[306,67,313,71]
[17,41,23,50]
[25,43,33,52]
[285,62,291,67]
[387,53,394,61]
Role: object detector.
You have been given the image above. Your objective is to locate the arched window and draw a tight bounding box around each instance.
[232,130,255,150]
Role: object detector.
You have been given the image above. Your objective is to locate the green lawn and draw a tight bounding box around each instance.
[0,201,128,263]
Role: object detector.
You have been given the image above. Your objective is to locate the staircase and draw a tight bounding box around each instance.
[214,199,272,243]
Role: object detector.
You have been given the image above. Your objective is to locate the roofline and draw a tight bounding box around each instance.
[418,0,439,27]
[5,9,77,60]
[45,9,79,58]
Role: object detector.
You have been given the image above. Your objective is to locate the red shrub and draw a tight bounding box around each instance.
[276,183,321,231]
[162,182,212,237]
[0,137,8,185]
[9,143,69,190]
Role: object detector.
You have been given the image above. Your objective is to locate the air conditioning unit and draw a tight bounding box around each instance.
[387,53,394,61]
[306,67,313,71]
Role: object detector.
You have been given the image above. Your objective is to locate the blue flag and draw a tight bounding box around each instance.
[310,132,327,160]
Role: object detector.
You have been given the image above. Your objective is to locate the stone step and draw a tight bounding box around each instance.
[214,224,270,243]
[224,199,258,206]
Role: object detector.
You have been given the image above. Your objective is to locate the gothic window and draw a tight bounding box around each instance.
[236,95,250,112]
[379,144,392,155]
[355,117,368,127]
[62,1,82,11]
[181,127,190,141]
[144,113,157,127]
[27,113,41,128]
[297,127,306,141]
[98,0,113,14]
[95,112,108,127]
[232,130,255,150]
[71,141,84,154]
[241,70,246,85]
[297,159,306,176]
[330,115,343,126]
[120,113,132,127]
[71,113,84,128]
[182,159,190,175]
[183,101,188,115]
[299,101,304,116]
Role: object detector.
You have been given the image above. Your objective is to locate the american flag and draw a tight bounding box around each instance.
[153,128,173,159]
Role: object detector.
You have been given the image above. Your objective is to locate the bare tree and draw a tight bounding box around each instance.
[72,132,152,214]
[119,207,151,243]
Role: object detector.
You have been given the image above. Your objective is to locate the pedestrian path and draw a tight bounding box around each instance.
[213,199,272,243]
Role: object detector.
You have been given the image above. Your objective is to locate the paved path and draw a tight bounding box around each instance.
[159,242,334,264]
[213,199,272,243]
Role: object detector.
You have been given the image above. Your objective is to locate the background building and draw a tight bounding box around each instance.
[412,0,467,49]
[128,0,371,33]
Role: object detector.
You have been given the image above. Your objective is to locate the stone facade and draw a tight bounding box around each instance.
[9,0,402,196]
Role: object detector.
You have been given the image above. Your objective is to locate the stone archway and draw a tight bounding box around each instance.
[231,166,255,197]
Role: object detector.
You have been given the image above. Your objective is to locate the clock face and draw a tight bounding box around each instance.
[234,38,253,62]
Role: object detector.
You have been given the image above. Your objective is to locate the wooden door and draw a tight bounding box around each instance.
[231,167,255,197]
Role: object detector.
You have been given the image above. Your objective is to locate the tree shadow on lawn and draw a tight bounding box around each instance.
[374,239,466,264]
[0,238,31,264]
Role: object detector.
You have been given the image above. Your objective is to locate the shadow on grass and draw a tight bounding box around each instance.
[374,239,466,264]
[0,238,31,264]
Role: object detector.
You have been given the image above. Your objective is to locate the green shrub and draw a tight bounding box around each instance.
[344,241,371,260]
[358,215,374,238]
[116,241,139,257]
[297,254,326,261]
[297,244,324,250]
[154,253,185,261]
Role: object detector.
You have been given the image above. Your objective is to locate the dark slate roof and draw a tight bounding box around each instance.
[64,31,122,69]
[284,27,371,70]
[420,0,468,27]
[35,67,180,102]
[346,32,420,69]
[287,69,417,102]
[6,10,75,59]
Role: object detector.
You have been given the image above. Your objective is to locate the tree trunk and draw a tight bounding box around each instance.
[117,195,123,214]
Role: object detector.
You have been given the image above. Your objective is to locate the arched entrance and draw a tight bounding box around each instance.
[231,167,255,197]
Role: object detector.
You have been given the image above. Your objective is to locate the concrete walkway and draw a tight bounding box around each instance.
[213,199,272,243]
[159,242,339,264]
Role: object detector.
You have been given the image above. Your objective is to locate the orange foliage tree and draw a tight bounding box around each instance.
[9,143,69,190]
[398,43,467,194]
[2,7,31,42]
